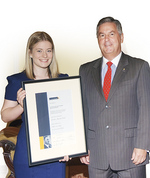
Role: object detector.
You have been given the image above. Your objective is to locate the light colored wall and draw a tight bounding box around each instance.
[0,0,150,177]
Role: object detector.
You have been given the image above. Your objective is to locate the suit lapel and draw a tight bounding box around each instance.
[107,53,129,102]
[92,57,105,101]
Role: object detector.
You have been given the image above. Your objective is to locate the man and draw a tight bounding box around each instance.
[80,16,150,178]
[44,135,52,149]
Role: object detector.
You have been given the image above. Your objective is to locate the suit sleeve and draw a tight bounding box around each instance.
[79,65,89,146]
[135,61,150,150]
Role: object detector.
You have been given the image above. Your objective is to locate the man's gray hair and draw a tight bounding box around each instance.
[96,16,123,37]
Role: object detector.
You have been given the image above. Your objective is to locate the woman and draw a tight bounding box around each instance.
[1,31,69,177]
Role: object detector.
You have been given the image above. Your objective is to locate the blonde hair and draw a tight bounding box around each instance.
[25,31,59,79]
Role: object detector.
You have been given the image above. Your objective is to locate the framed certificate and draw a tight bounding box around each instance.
[22,76,87,166]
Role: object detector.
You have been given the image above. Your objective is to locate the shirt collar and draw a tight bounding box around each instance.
[102,52,122,69]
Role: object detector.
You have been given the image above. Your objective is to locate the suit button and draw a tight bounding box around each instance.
[106,125,109,129]
[105,105,109,108]
[105,105,111,108]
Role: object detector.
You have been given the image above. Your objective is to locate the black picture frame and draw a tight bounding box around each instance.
[22,76,87,166]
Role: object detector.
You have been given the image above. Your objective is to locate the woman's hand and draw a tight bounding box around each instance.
[17,88,26,108]
[59,155,72,162]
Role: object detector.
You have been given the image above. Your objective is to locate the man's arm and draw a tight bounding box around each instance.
[132,61,150,165]
[135,61,150,150]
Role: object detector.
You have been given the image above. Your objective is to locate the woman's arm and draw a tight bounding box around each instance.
[1,88,25,122]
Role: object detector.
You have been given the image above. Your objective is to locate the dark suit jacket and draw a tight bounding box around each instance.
[79,52,150,170]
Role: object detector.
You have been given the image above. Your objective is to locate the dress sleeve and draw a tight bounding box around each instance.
[5,75,21,101]
[58,73,69,78]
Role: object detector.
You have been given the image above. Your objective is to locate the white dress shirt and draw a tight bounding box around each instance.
[101,52,122,87]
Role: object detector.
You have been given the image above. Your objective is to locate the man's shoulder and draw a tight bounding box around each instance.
[80,57,102,69]
[122,53,147,64]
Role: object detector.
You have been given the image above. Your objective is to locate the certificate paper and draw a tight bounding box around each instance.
[22,76,87,166]
[36,90,75,149]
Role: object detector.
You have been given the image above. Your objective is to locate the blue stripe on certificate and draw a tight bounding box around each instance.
[35,92,51,136]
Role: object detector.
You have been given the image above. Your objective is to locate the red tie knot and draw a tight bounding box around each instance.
[107,61,113,67]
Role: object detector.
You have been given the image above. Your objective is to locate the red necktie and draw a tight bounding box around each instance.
[103,61,113,101]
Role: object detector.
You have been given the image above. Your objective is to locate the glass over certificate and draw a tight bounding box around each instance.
[22,76,87,166]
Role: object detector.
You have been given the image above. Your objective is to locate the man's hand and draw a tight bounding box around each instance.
[80,150,90,165]
[131,148,147,165]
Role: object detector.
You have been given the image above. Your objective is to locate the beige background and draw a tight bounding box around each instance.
[0,0,150,177]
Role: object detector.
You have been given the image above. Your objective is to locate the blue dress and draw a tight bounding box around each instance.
[5,71,68,178]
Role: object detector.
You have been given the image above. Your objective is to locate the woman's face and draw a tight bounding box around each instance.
[30,40,53,70]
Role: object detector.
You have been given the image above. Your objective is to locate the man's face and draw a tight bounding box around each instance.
[97,22,124,61]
